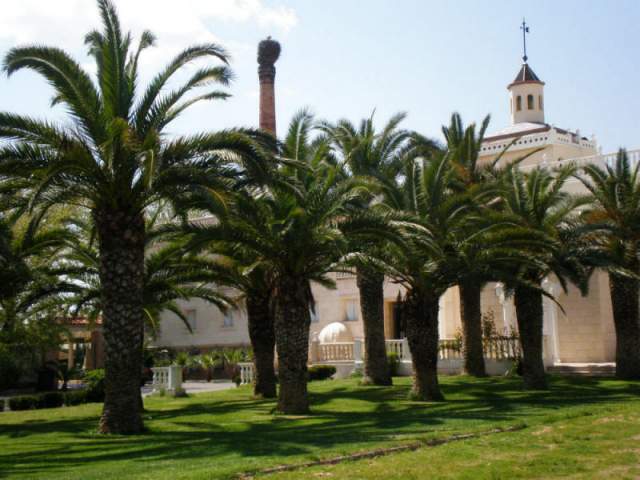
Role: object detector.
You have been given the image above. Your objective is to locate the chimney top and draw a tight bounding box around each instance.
[258,37,281,66]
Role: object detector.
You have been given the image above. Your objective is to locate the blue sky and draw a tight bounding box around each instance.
[0,0,638,152]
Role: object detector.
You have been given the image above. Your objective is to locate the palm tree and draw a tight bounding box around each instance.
[183,111,325,399]
[499,165,588,389]
[381,152,467,401]
[184,112,384,412]
[0,213,79,389]
[0,218,30,306]
[62,214,233,333]
[579,149,640,379]
[442,112,532,377]
[0,214,77,336]
[185,249,277,398]
[320,112,415,385]
[0,0,273,433]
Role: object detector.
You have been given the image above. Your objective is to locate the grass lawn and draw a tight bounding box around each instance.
[0,376,639,480]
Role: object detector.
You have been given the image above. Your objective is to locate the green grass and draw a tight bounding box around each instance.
[270,397,640,480]
[0,376,639,480]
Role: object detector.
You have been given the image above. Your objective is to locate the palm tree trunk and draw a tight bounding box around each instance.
[96,210,145,434]
[404,289,444,401]
[356,267,391,385]
[459,281,487,377]
[247,291,277,398]
[274,276,311,413]
[514,284,547,390]
[609,272,640,379]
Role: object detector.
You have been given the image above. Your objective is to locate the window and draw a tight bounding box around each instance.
[539,95,543,110]
[527,94,534,110]
[310,306,319,323]
[516,95,522,111]
[345,300,358,322]
[223,310,234,327]
[185,309,197,332]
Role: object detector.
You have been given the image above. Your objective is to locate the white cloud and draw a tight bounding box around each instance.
[0,0,297,52]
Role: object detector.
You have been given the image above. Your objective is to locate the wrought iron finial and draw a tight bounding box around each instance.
[520,18,530,63]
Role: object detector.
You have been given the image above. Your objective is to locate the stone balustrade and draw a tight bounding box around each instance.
[151,365,183,392]
[309,336,521,364]
[318,342,354,361]
[238,362,255,385]
[226,335,526,384]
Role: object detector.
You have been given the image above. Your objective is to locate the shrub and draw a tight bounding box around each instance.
[387,352,400,377]
[8,395,39,411]
[0,399,4,412]
[308,365,336,381]
[505,357,524,377]
[37,391,64,409]
[83,369,105,402]
[63,390,88,406]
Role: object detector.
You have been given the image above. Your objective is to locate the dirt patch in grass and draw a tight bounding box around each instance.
[532,425,553,436]
[238,424,527,479]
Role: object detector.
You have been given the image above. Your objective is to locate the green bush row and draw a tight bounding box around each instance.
[387,352,400,377]
[308,365,336,381]
[6,390,94,411]
[5,369,106,411]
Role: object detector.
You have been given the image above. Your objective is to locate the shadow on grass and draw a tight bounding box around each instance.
[0,376,638,479]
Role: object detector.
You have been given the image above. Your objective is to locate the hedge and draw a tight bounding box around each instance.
[37,391,64,409]
[5,389,96,412]
[308,365,336,381]
[8,395,39,411]
[63,390,88,406]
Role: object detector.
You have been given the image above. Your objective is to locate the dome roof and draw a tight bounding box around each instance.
[318,322,353,344]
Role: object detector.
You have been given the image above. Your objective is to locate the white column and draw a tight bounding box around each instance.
[495,283,516,334]
[168,365,183,390]
[309,335,320,364]
[542,278,562,364]
[353,338,364,371]
[401,337,412,362]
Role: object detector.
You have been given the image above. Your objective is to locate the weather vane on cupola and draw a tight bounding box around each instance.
[520,18,530,63]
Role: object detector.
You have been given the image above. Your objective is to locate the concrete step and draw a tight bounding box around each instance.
[547,363,615,376]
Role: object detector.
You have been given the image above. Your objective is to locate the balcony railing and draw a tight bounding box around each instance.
[309,336,520,363]
[520,148,640,173]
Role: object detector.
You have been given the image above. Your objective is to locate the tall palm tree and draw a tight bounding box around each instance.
[442,112,531,377]
[184,110,325,400]
[381,152,467,401]
[62,215,233,334]
[320,112,416,385]
[184,112,384,412]
[499,165,588,389]
[579,149,640,379]
[184,246,277,399]
[0,0,273,433]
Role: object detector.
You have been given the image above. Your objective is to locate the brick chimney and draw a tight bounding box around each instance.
[257,37,281,135]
